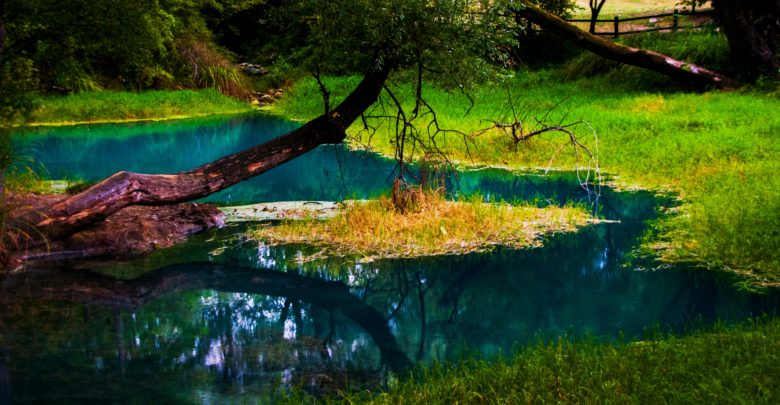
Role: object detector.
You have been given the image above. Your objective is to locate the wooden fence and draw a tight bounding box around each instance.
[565,8,715,38]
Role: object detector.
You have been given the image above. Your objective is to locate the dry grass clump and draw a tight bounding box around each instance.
[250,187,593,261]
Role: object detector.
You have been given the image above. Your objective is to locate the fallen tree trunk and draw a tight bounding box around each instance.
[19,199,224,263]
[11,66,391,253]
[517,1,739,89]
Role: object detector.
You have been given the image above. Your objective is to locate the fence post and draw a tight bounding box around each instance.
[692,2,696,14]
[613,16,619,38]
[672,9,679,32]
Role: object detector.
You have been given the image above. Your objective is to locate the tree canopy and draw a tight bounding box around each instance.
[2,0,775,101]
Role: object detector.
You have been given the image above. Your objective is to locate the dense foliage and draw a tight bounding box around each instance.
[0,0,587,99]
[0,0,261,101]
[0,0,775,113]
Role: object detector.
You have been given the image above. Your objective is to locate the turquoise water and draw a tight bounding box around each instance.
[3,114,778,402]
[16,114,390,204]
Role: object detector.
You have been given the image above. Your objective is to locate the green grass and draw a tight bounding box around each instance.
[296,317,780,404]
[271,48,780,285]
[28,89,252,126]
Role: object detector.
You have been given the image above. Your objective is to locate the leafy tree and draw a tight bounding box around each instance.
[0,6,37,125]
[269,0,514,85]
[2,0,175,91]
[534,0,579,17]
[0,0,251,93]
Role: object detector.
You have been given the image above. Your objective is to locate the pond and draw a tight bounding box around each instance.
[3,114,779,402]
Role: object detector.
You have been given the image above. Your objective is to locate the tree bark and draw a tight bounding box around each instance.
[518,1,739,89]
[12,66,391,251]
[588,0,606,34]
[712,0,780,79]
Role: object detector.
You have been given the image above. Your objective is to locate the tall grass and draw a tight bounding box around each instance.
[28,89,252,125]
[173,38,251,98]
[272,66,780,285]
[0,130,47,260]
[51,59,104,93]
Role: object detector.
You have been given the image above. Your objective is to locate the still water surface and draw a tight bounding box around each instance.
[3,114,778,402]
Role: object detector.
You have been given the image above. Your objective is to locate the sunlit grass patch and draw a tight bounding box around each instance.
[250,188,593,261]
[28,89,252,126]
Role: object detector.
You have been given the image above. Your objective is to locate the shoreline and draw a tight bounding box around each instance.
[3,88,258,129]
[21,109,257,128]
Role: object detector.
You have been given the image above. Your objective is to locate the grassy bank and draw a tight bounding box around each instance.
[27,89,252,126]
[298,317,779,404]
[271,57,780,285]
[251,189,592,261]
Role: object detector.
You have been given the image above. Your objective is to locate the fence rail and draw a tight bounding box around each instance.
[565,8,715,38]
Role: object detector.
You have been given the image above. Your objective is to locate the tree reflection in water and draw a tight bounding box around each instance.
[2,174,779,402]
[0,263,410,402]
